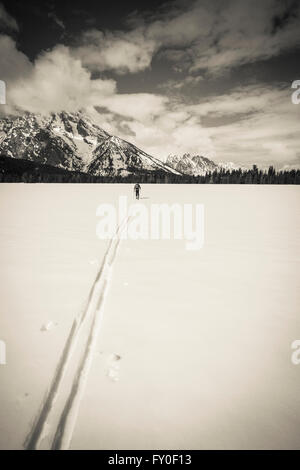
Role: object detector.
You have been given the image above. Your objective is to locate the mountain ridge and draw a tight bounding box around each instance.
[0,111,245,177]
[166,153,240,176]
[0,111,181,177]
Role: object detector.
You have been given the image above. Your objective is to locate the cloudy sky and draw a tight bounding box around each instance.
[0,0,300,168]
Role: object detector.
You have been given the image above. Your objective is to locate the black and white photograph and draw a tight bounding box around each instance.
[0,0,299,454]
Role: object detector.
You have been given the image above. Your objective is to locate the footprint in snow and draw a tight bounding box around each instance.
[89,259,99,266]
[106,353,121,382]
[40,321,57,332]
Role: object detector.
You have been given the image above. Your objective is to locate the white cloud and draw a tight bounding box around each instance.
[73,29,156,74]
[188,85,300,166]
[187,85,286,117]
[100,93,168,121]
[185,0,300,74]
[1,36,116,114]
[145,1,214,47]
[0,35,32,81]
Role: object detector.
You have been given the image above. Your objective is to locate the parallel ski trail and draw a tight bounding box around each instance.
[24,218,129,450]
[52,228,123,449]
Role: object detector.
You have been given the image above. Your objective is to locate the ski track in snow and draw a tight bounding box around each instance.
[24,217,130,450]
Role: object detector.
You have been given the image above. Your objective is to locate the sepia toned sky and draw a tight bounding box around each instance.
[1,0,300,167]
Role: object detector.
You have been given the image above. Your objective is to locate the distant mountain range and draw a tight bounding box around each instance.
[0,111,241,178]
[166,154,239,176]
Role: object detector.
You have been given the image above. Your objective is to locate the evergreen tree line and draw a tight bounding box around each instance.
[0,156,299,184]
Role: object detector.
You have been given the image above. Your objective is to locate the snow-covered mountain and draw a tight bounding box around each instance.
[166,153,239,176]
[87,134,180,177]
[218,161,240,172]
[0,111,180,177]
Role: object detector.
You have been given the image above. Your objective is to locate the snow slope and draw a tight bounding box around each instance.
[0,184,299,449]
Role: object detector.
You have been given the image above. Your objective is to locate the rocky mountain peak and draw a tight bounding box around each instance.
[0,111,180,177]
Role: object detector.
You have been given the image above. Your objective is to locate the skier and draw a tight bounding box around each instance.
[134,183,141,200]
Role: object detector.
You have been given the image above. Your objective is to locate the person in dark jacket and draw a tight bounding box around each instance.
[134,183,141,200]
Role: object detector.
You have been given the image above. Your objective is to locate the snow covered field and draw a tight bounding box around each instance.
[0,184,299,450]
